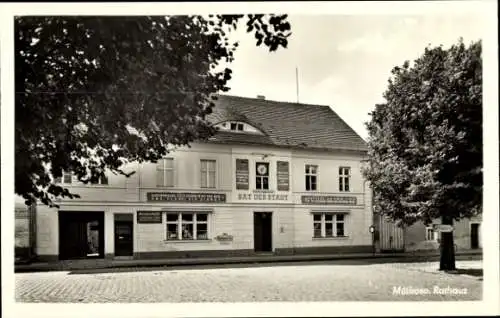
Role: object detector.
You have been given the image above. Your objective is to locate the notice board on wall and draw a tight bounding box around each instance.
[137,211,162,224]
[236,159,249,190]
[277,161,290,191]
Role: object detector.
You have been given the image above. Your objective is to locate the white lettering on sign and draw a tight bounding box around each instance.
[238,193,288,201]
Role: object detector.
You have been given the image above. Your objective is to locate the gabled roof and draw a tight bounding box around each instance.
[205,94,368,152]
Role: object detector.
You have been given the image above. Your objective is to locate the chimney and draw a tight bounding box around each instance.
[256,95,266,100]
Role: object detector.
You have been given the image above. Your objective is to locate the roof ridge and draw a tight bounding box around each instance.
[216,93,331,109]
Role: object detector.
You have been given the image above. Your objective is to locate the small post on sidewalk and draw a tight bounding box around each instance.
[369,225,375,256]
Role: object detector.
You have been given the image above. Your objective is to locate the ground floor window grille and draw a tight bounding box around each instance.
[313,213,346,238]
[166,212,209,240]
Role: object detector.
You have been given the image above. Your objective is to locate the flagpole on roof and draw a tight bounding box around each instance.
[295,66,300,104]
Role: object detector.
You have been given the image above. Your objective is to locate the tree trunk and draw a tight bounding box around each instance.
[439,215,456,271]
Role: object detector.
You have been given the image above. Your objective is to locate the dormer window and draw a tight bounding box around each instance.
[215,121,264,135]
[229,122,244,131]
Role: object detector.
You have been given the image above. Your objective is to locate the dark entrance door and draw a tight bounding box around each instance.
[115,221,133,256]
[59,211,105,260]
[253,212,272,252]
[470,223,479,249]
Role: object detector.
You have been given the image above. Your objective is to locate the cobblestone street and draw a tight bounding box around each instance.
[15,260,482,302]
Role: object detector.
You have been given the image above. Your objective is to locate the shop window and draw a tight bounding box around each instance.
[256,162,270,190]
[200,159,216,188]
[313,213,347,238]
[305,164,318,191]
[166,212,209,241]
[339,167,351,192]
[156,158,174,187]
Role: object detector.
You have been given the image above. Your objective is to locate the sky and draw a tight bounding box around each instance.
[221,14,485,140]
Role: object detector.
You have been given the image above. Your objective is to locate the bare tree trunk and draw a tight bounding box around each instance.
[439,215,456,271]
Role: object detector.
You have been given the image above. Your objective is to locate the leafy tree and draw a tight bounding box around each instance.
[363,39,482,270]
[15,15,291,207]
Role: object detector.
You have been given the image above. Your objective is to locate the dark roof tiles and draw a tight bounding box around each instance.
[205,94,367,152]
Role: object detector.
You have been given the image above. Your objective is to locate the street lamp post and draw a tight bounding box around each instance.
[369,225,375,256]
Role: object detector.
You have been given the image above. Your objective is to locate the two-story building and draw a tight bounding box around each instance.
[32,94,373,262]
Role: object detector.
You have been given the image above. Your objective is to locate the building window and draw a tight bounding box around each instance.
[156,158,174,187]
[200,159,216,188]
[229,122,244,131]
[91,174,108,185]
[426,227,438,241]
[305,164,318,191]
[54,171,72,184]
[339,167,350,192]
[63,172,72,184]
[313,213,347,238]
[166,212,209,241]
[255,162,270,190]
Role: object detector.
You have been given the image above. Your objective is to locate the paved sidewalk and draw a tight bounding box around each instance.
[15,249,482,273]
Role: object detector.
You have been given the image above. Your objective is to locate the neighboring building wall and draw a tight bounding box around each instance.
[404,221,438,252]
[36,204,59,261]
[14,196,37,261]
[15,206,30,257]
[404,216,483,252]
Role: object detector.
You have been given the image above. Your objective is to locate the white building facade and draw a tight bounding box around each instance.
[32,95,374,261]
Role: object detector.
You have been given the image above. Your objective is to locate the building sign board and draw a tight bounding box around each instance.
[301,195,357,205]
[236,159,249,190]
[238,192,288,201]
[137,211,162,224]
[147,192,226,203]
[433,224,454,232]
[277,161,290,191]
